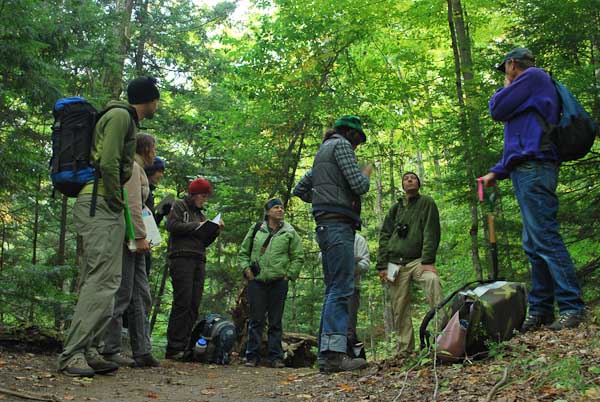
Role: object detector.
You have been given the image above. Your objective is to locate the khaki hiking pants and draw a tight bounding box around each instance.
[388,258,443,355]
[58,194,125,369]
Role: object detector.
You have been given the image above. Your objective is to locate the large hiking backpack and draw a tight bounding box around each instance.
[420,179,527,362]
[537,80,598,161]
[50,97,98,197]
[420,280,526,362]
[186,314,236,365]
[50,97,135,198]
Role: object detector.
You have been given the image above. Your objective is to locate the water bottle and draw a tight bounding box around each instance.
[194,337,207,358]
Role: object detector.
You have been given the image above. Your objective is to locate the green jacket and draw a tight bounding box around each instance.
[376,194,441,269]
[238,221,304,282]
[89,100,138,212]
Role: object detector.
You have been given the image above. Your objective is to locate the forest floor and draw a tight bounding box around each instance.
[1,323,600,402]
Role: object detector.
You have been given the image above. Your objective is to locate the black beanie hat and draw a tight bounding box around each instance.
[127,76,160,104]
[402,171,421,189]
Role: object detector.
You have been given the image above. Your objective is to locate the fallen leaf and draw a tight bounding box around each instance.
[63,396,75,401]
[337,383,357,392]
[0,360,6,368]
[206,373,217,379]
[15,376,27,380]
[146,392,159,399]
[287,375,299,381]
[200,389,216,395]
[295,395,312,399]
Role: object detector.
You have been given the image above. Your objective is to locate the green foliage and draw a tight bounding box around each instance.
[0,0,599,356]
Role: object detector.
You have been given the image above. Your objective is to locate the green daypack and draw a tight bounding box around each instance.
[420,280,527,362]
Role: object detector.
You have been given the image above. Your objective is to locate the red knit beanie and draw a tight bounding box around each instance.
[188,178,212,195]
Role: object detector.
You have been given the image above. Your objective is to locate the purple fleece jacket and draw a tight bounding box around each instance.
[489,67,560,179]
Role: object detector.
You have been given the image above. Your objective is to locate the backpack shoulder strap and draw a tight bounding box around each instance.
[248,220,263,253]
[390,199,403,224]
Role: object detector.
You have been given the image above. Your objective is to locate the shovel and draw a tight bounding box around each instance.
[476,178,498,280]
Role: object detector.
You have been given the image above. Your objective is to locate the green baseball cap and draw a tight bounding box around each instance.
[334,115,367,143]
[496,47,535,72]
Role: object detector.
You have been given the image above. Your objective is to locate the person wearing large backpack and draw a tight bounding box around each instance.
[58,77,160,377]
[480,47,585,331]
[376,172,442,358]
[238,198,304,368]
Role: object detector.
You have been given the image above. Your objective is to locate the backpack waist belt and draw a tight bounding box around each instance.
[79,182,106,197]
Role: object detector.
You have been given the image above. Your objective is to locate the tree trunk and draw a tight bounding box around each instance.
[133,0,149,76]
[150,261,170,334]
[31,174,41,265]
[388,129,398,203]
[447,0,483,278]
[54,195,69,330]
[58,195,68,265]
[590,14,600,121]
[103,0,136,98]
[0,219,5,272]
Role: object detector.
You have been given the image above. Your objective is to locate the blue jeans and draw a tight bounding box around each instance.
[510,160,584,316]
[315,222,355,354]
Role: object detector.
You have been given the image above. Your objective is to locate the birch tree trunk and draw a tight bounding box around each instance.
[103,0,136,98]
[448,0,484,280]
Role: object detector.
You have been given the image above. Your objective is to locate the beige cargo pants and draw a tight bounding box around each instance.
[388,258,443,355]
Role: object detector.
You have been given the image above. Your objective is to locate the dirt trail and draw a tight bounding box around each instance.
[0,352,319,402]
[2,324,600,401]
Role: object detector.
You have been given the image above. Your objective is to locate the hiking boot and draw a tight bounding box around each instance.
[549,312,585,331]
[61,353,95,377]
[322,352,367,373]
[244,357,259,367]
[85,349,119,375]
[165,351,185,361]
[520,314,554,333]
[103,352,136,367]
[134,353,161,368]
[270,359,285,368]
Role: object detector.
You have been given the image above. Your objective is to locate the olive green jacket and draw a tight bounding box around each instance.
[90,100,138,212]
[238,221,304,282]
[376,194,441,269]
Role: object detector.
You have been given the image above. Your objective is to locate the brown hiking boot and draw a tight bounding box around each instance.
[549,312,585,331]
[61,353,95,377]
[134,353,161,368]
[86,349,119,375]
[520,314,554,333]
[322,352,367,373]
[165,351,185,361]
[103,352,136,367]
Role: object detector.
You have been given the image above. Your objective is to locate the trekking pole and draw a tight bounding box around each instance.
[476,178,498,280]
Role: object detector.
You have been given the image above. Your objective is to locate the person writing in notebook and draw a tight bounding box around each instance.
[164,178,224,360]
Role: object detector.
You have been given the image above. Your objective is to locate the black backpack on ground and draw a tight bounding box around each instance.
[186,314,236,365]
